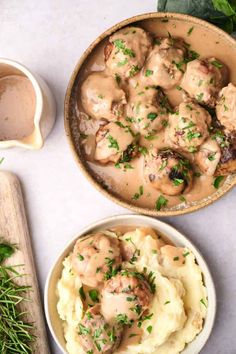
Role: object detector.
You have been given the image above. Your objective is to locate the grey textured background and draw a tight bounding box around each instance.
[0,1,235,353]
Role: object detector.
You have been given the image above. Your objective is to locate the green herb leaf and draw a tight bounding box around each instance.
[0,243,15,263]
[77,254,84,261]
[132,186,144,200]
[107,135,119,150]
[145,69,154,77]
[156,195,168,211]
[89,289,99,303]
[147,325,153,334]
[147,112,158,121]
[187,26,194,36]
[211,59,223,68]
[79,286,86,301]
[173,178,184,186]
[213,175,224,189]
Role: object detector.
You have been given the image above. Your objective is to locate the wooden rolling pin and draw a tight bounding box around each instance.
[0,171,50,354]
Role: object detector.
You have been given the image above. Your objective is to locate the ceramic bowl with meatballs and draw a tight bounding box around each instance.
[44,215,216,354]
[65,12,236,216]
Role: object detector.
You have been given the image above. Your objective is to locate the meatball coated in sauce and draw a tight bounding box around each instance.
[141,37,187,90]
[143,149,193,196]
[101,272,152,323]
[72,233,121,287]
[81,72,127,121]
[216,83,236,133]
[78,305,122,354]
[94,121,136,164]
[216,131,236,175]
[126,87,170,135]
[195,138,221,176]
[105,26,152,79]
[165,101,211,153]
[181,58,227,107]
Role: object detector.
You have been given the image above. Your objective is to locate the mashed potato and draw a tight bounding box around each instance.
[57,227,207,354]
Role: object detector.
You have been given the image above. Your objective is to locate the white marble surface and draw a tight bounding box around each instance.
[1,1,236,353]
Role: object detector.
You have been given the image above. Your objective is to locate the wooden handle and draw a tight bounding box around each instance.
[0,171,50,354]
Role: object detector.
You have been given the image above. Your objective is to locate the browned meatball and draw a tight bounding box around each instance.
[78,305,122,354]
[181,58,228,107]
[101,271,152,323]
[143,149,193,196]
[195,138,221,176]
[141,37,187,90]
[94,121,137,164]
[81,72,127,121]
[216,83,236,133]
[165,101,211,153]
[105,26,152,79]
[72,233,122,287]
[215,131,236,175]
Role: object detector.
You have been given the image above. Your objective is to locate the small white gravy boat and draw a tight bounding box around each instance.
[0,58,56,149]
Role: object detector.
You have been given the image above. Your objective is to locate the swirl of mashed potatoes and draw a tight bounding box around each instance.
[57,227,207,354]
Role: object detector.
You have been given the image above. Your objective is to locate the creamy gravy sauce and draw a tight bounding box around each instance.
[76,18,236,210]
[0,75,35,140]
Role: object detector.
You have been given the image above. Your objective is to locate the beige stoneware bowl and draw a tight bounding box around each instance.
[44,214,216,354]
[64,12,236,216]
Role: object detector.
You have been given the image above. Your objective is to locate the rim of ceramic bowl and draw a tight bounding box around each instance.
[0,58,44,149]
[64,12,236,216]
[44,214,216,354]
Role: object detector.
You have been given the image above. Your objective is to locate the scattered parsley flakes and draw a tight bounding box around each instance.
[146,325,153,334]
[147,112,158,121]
[107,135,119,150]
[115,73,121,84]
[179,195,186,203]
[187,26,194,36]
[117,58,128,67]
[145,69,154,77]
[164,300,171,305]
[79,286,86,301]
[89,289,99,303]
[77,254,84,261]
[173,256,179,261]
[156,195,168,211]
[211,60,223,68]
[200,298,208,308]
[132,185,144,200]
[183,251,190,257]
[213,175,224,189]
[173,178,184,186]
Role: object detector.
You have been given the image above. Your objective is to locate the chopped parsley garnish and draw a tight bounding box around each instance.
[89,289,99,303]
[117,58,128,67]
[126,296,137,302]
[179,195,186,203]
[138,146,148,156]
[211,60,223,68]
[129,65,140,77]
[147,112,158,121]
[130,249,141,264]
[131,304,142,316]
[200,298,208,308]
[86,312,93,320]
[164,300,171,305]
[183,251,190,257]
[172,60,185,73]
[194,172,202,177]
[173,256,179,261]
[78,323,90,335]
[188,146,198,153]
[186,131,202,141]
[196,92,204,101]
[187,26,194,36]
[107,135,119,150]
[129,333,138,338]
[113,39,135,58]
[80,132,88,140]
[156,195,168,210]
[116,314,129,325]
[98,94,104,99]
[138,312,153,328]
[162,119,168,127]
[159,159,167,171]
[213,175,224,189]
[176,85,182,91]
[146,325,153,334]
[208,152,216,161]
[115,73,121,84]
[144,132,157,140]
[152,249,158,254]
[77,254,84,261]
[132,185,144,200]
[145,69,154,77]
[79,286,86,301]
[173,178,184,186]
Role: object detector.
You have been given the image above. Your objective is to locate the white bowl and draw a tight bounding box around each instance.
[0,58,56,149]
[44,215,216,354]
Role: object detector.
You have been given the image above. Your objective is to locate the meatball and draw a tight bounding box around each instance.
[94,121,136,164]
[78,305,122,354]
[101,272,152,323]
[195,138,221,176]
[216,83,236,133]
[140,37,187,90]
[165,101,211,153]
[72,233,121,287]
[105,26,152,79]
[215,131,236,175]
[126,88,170,135]
[143,149,193,196]
[181,58,227,107]
[81,72,127,121]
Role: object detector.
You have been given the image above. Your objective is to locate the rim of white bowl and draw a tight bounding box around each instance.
[0,58,44,149]
[44,214,216,354]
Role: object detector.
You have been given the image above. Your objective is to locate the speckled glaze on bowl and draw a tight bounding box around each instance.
[64,12,236,216]
[44,214,216,354]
